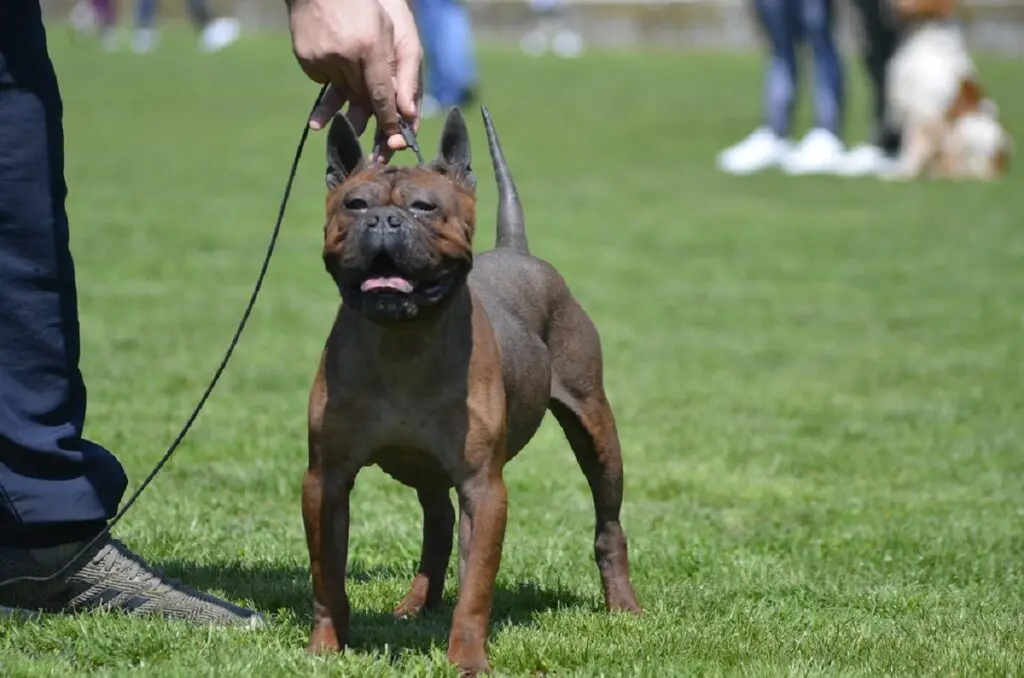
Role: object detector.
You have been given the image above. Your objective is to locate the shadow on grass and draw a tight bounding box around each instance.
[160,558,593,657]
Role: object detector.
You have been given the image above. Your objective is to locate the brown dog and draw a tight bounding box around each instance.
[302,106,642,675]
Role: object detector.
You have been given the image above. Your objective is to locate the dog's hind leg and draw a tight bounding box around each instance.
[547,302,641,614]
[393,488,456,619]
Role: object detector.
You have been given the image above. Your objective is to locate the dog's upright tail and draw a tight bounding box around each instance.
[481,106,529,254]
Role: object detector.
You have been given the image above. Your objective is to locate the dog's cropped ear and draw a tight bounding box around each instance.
[326,113,366,190]
[434,107,475,189]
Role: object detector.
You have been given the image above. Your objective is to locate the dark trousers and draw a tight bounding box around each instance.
[0,1,127,547]
[849,0,902,154]
[754,0,845,138]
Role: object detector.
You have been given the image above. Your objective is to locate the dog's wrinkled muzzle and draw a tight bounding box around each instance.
[356,207,412,253]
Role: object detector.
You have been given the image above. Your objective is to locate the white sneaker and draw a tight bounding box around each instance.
[781,128,846,175]
[716,127,791,175]
[69,0,99,36]
[520,28,549,57]
[551,29,583,58]
[101,29,122,52]
[132,29,159,54]
[199,17,241,53]
[836,144,898,177]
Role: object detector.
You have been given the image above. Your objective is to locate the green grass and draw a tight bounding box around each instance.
[3,25,1024,676]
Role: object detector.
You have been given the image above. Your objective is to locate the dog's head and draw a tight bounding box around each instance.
[891,0,955,21]
[322,108,477,325]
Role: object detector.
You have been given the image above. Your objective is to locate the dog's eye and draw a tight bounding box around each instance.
[343,197,368,211]
[410,200,437,214]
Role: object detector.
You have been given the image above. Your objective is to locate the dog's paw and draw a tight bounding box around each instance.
[306,624,343,654]
[450,645,492,676]
[392,597,426,620]
[608,600,644,615]
[456,659,493,677]
[606,581,643,614]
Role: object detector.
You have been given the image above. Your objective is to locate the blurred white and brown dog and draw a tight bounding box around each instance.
[884,0,1013,180]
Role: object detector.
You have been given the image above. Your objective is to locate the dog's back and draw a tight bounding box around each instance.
[467,107,578,344]
[888,20,974,127]
[466,108,606,456]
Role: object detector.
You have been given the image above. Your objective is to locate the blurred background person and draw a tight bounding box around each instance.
[520,0,584,59]
[414,0,479,118]
[717,0,847,176]
[131,0,241,53]
[839,0,902,176]
[68,0,118,49]
[69,0,241,54]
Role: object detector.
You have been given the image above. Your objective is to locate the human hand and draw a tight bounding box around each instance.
[287,0,423,161]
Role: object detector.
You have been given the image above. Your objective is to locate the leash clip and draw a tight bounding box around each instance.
[374,119,425,165]
[398,118,425,164]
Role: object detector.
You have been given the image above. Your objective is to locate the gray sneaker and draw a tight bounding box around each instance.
[0,535,263,627]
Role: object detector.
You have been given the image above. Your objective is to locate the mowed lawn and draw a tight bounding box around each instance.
[3,24,1024,676]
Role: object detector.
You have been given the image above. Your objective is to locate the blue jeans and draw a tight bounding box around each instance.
[413,0,477,107]
[754,0,844,138]
[134,0,211,30]
[0,0,127,547]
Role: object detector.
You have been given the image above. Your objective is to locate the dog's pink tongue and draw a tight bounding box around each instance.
[361,276,414,293]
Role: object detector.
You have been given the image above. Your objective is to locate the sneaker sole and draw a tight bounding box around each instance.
[717,160,783,176]
[0,604,264,630]
[781,163,842,176]
[0,605,41,621]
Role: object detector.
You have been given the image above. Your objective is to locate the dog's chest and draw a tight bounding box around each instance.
[334,387,470,488]
[371,446,455,488]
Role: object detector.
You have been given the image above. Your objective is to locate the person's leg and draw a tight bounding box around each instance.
[520,0,583,58]
[755,0,801,139]
[190,0,242,54]
[851,0,901,155]
[780,0,848,174]
[91,0,116,29]
[801,0,844,137]
[411,0,442,115]
[132,0,160,53]
[413,0,478,113]
[185,0,212,28]
[716,0,799,174]
[86,0,121,51]
[0,1,126,550]
[0,1,258,625]
[134,0,157,30]
[432,0,478,106]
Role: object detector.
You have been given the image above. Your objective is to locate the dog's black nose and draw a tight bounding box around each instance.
[386,214,402,229]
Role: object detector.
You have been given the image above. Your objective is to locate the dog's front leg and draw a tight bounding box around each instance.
[448,468,508,676]
[303,466,340,653]
[318,473,355,652]
[884,118,942,181]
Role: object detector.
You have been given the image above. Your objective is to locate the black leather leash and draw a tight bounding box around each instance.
[0,83,341,589]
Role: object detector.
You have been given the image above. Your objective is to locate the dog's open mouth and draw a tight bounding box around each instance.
[357,254,456,301]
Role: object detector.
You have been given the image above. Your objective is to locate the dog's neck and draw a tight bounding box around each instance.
[341,284,475,370]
